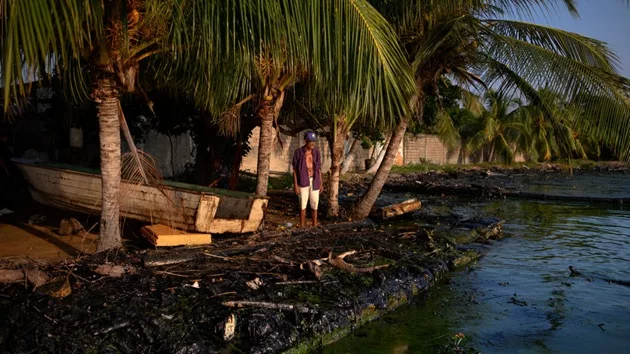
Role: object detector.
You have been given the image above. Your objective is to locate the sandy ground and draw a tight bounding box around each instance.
[0,221,98,263]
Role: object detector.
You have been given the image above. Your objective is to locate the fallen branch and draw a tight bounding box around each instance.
[275,280,318,285]
[143,254,195,267]
[272,255,294,265]
[222,300,317,313]
[210,291,237,298]
[204,253,231,261]
[94,321,130,335]
[153,271,192,278]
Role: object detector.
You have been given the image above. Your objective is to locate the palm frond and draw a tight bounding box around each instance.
[484,19,620,72]
[435,110,461,149]
[1,0,102,108]
[304,0,415,128]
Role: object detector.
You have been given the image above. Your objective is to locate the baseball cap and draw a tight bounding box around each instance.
[304,131,317,142]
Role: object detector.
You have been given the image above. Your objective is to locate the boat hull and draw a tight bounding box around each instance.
[13,159,267,234]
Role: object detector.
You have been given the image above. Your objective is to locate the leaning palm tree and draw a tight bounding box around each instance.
[351,0,630,219]
[248,1,414,198]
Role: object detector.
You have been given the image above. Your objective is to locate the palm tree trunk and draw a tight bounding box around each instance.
[351,117,408,220]
[341,138,360,174]
[94,75,122,252]
[255,109,274,196]
[326,121,346,217]
[366,136,390,174]
[255,91,285,196]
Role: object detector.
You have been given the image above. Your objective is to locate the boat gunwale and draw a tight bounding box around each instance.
[12,158,267,200]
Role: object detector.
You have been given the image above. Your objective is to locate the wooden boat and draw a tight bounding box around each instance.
[13,159,267,234]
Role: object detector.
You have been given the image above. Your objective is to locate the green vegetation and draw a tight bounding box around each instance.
[391,160,605,175]
[434,89,624,164]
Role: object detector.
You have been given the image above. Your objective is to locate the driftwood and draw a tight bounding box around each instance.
[222,300,317,313]
[300,250,389,278]
[375,199,422,220]
[0,268,50,287]
[327,250,389,273]
[0,269,24,284]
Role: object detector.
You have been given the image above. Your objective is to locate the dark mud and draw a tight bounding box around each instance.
[0,208,504,354]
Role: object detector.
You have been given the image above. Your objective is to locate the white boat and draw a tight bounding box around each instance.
[13,159,267,234]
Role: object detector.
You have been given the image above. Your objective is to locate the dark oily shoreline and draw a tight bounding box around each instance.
[0,214,504,354]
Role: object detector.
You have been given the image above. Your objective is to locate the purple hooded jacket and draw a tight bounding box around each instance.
[292,146,322,190]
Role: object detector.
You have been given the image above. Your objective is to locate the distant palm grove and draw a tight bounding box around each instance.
[2,0,629,250]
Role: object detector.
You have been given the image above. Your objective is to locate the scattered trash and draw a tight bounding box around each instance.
[284,222,293,228]
[184,280,200,289]
[598,323,606,331]
[28,214,46,225]
[0,208,14,217]
[246,277,264,290]
[223,314,237,341]
[94,264,127,278]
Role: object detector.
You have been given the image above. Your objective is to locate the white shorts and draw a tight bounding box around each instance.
[299,177,319,210]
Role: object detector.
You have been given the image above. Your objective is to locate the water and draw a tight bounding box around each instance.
[324,177,630,354]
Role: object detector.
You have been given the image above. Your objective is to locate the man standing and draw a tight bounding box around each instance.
[292,131,323,227]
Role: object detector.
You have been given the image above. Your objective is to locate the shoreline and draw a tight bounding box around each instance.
[0,213,503,353]
[3,162,625,353]
[340,161,629,206]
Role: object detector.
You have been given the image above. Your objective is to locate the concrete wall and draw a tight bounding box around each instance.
[138,132,195,178]
[403,134,472,165]
[241,127,372,174]
[241,129,525,174]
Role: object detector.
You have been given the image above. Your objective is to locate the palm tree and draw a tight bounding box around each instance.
[2,1,416,248]
[2,1,309,251]
[465,91,530,163]
[351,0,630,220]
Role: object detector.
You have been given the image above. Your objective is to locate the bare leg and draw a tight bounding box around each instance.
[300,209,307,228]
[312,209,318,227]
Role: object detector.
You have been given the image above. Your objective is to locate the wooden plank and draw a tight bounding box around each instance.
[194,195,220,232]
[141,224,211,247]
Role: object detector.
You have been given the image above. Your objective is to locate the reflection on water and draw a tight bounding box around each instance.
[521,174,630,198]
[324,195,630,353]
